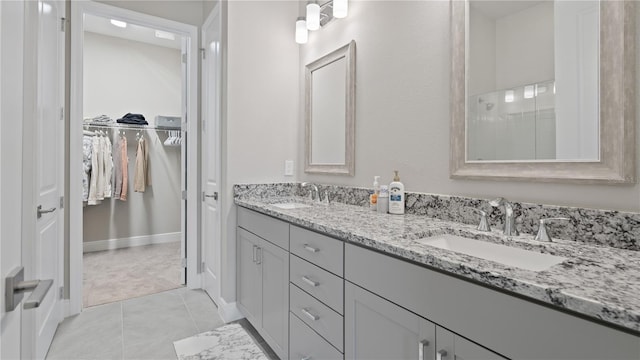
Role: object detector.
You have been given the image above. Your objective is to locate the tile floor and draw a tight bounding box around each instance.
[45,288,277,360]
[83,242,183,307]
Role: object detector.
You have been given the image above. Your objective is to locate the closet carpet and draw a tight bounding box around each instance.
[83,242,183,308]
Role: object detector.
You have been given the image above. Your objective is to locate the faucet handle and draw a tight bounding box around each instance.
[535,217,570,242]
[467,208,491,232]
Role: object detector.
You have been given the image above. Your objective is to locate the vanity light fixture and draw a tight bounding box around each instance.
[296,17,308,44]
[307,1,321,31]
[504,90,515,103]
[333,0,348,18]
[110,19,127,28]
[524,85,535,99]
[295,0,348,44]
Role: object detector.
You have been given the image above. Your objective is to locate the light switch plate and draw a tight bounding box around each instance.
[284,160,294,176]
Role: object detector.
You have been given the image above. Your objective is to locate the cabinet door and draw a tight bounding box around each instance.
[436,326,506,360]
[260,238,289,360]
[345,282,435,360]
[237,228,262,326]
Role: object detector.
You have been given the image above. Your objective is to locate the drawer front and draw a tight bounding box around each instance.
[290,312,344,360]
[238,207,289,250]
[290,283,344,351]
[290,225,344,275]
[290,254,344,314]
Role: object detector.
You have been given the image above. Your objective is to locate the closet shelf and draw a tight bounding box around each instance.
[83,123,182,131]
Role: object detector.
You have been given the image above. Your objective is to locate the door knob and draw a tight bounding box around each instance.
[37,205,56,218]
[202,192,218,201]
[5,266,53,312]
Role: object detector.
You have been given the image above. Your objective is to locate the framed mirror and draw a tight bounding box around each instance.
[450,0,635,183]
[305,40,356,176]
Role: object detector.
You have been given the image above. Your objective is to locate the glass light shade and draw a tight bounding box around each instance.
[333,0,348,18]
[306,3,320,31]
[504,90,515,103]
[295,18,308,44]
[110,19,127,28]
[524,85,535,99]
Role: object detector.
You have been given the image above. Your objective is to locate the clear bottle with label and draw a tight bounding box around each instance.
[370,176,380,211]
[377,185,389,214]
[388,171,405,215]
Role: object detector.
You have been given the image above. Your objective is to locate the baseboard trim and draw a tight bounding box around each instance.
[218,297,244,323]
[83,232,181,253]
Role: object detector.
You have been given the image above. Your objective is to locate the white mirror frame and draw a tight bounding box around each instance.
[305,40,356,176]
[450,0,636,184]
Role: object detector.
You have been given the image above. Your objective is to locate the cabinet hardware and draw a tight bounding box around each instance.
[300,308,319,321]
[301,275,319,287]
[437,349,448,360]
[256,247,262,265]
[418,340,429,360]
[303,244,319,253]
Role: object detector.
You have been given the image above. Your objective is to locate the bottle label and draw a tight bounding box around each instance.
[390,194,402,201]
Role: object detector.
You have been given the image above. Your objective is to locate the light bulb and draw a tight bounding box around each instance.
[333,0,348,18]
[306,2,320,31]
[295,18,308,44]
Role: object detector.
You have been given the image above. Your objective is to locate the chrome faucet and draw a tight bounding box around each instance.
[489,197,519,236]
[534,217,570,242]
[301,182,319,202]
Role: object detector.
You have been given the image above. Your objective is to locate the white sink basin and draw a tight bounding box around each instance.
[416,234,566,272]
[271,202,312,210]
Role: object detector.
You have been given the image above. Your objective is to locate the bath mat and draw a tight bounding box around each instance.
[173,323,268,360]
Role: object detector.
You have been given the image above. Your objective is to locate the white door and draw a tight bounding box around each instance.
[201,6,222,303]
[1,2,28,359]
[1,1,64,359]
[32,0,65,358]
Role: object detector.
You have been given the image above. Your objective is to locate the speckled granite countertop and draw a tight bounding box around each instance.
[235,196,640,334]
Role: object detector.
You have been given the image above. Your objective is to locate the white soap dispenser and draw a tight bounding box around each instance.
[388,170,405,215]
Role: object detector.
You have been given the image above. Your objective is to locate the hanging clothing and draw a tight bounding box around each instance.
[134,137,151,192]
[82,135,93,202]
[87,135,102,205]
[120,136,129,201]
[112,134,123,199]
[103,136,113,198]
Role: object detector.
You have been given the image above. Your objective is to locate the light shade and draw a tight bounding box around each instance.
[504,90,515,103]
[295,18,308,44]
[110,19,127,28]
[333,0,348,18]
[306,2,320,31]
[524,85,535,99]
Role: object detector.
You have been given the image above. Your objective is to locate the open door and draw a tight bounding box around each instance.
[201,6,222,304]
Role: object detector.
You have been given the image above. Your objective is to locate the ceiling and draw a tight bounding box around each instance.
[470,1,545,20]
[84,13,182,50]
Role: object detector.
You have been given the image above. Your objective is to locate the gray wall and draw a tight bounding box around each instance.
[298,1,640,213]
[82,32,182,243]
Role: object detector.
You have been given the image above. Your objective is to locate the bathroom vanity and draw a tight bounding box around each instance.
[235,189,640,360]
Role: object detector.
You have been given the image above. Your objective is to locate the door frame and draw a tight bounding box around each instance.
[68,1,200,315]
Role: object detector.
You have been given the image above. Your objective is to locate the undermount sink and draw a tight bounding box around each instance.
[271,202,312,210]
[416,234,566,272]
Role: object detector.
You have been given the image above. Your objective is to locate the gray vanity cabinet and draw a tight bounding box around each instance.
[237,208,289,360]
[345,282,436,360]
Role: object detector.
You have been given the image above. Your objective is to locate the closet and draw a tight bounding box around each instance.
[80,14,186,308]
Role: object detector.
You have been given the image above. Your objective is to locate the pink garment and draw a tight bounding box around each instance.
[120,136,128,201]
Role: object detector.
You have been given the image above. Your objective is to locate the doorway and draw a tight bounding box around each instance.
[69,1,200,315]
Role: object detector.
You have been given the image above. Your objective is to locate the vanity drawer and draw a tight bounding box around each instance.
[290,312,343,360]
[290,283,344,351]
[290,254,344,314]
[237,207,289,250]
[290,225,344,276]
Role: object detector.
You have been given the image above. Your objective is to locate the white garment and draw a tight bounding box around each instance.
[87,136,101,205]
[103,136,113,198]
[96,136,106,201]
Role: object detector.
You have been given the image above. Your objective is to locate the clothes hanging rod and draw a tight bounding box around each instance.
[82,123,181,131]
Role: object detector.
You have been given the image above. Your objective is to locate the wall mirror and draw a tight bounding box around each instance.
[305,40,356,175]
[450,0,635,183]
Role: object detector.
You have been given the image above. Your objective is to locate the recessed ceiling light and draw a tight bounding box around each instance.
[110,19,127,28]
[155,30,176,41]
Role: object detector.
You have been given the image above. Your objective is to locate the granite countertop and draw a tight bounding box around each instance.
[235,195,640,334]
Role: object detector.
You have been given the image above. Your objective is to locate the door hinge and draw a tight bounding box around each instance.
[60,17,66,32]
[181,258,187,268]
[182,53,187,64]
[60,107,64,121]
[201,261,205,271]
[200,48,206,60]
[181,190,187,200]
[59,286,64,299]
[59,196,64,209]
